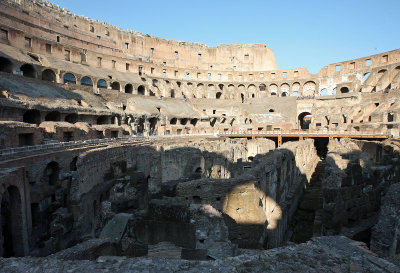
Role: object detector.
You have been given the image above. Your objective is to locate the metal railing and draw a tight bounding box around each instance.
[0,133,216,157]
[217,129,391,137]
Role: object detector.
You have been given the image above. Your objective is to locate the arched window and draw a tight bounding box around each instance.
[320,88,328,96]
[0,57,13,73]
[363,73,370,83]
[63,73,76,84]
[125,84,133,94]
[42,69,56,82]
[111,82,120,91]
[97,79,107,89]
[298,112,312,129]
[138,85,145,95]
[20,64,36,78]
[216,92,222,99]
[80,76,93,86]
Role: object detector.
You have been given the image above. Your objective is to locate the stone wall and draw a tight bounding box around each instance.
[176,139,319,249]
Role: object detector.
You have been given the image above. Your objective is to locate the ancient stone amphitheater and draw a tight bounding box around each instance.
[0,0,399,272]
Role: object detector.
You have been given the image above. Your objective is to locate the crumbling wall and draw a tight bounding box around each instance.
[176,139,319,249]
[319,139,400,245]
[370,182,400,256]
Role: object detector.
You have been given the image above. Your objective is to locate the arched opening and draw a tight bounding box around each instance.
[280,83,289,96]
[269,84,278,96]
[149,117,157,135]
[216,92,222,99]
[170,118,177,125]
[270,92,277,96]
[65,113,78,123]
[298,112,312,130]
[20,64,35,78]
[138,85,145,95]
[303,81,316,96]
[80,76,93,87]
[320,88,328,96]
[241,93,244,103]
[259,84,266,91]
[97,79,107,89]
[340,87,349,93]
[111,82,120,91]
[1,186,24,257]
[23,109,41,124]
[97,115,109,125]
[44,161,59,186]
[42,69,56,82]
[269,109,275,113]
[363,73,370,83]
[171,89,175,98]
[63,73,76,84]
[0,57,13,73]
[45,111,61,121]
[190,118,198,127]
[125,84,133,94]
[388,113,394,122]
[180,118,188,125]
[137,118,145,133]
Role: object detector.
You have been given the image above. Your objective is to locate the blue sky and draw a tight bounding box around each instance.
[50,0,399,74]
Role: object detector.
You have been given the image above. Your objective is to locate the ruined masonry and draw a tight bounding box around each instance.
[0,0,399,272]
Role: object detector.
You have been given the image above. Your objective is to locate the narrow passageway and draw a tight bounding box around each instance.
[290,160,325,243]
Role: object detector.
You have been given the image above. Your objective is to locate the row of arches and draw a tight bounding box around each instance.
[23,110,78,125]
[2,56,398,100]
[58,71,147,95]
[0,57,36,78]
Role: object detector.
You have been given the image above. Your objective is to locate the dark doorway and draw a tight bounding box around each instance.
[1,186,24,257]
[23,109,41,124]
[42,69,56,82]
[0,57,12,73]
[125,84,133,94]
[138,85,145,95]
[111,82,120,91]
[20,64,36,78]
[298,112,312,130]
[45,111,61,121]
[65,113,78,123]
[44,161,59,186]
[314,138,329,158]
[18,133,34,146]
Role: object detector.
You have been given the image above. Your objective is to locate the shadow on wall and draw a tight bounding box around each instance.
[6,138,395,257]
[129,142,317,250]
[292,139,400,247]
